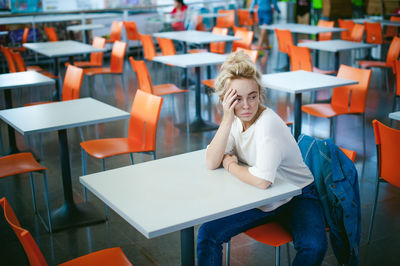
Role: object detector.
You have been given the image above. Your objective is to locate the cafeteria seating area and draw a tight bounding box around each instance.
[1,0,400,265]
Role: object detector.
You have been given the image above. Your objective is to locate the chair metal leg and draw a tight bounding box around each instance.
[39,133,44,161]
[129,153,134,165]
[101,158,109,220]
[29,173,38,213]
[41,171,53,232]
[275,52,281,70]
[101,75,107,95]
[275,246,281,266]
[151,151,156,160]
[81,148,88,202]
[78,127,85,142]
[225,241,230,266]
[367,178,381,243]
[286,243,291,265]
[362,113,366,157]
[120,74,125,92]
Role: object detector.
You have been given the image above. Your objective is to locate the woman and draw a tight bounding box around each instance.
[170,0,188,31]
[197,51,327,266]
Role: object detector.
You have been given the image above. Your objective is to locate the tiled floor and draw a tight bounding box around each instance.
[1,29,400,266]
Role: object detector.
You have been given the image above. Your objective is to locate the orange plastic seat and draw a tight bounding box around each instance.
[274,28,294,69]
[216,9,235,29]
[365,22,383,45]
[105,21,123,43]
[298,19,335,43]
[384,16,400,40]
[123,21,140,41]
[232,29,254,52]
[349,23,365,42]
[338,19,355,41]
[10,27,29,52]
[67,37,106,68]
[139,34,162,61]
[302,65,372,155]
[157,37,176,56]
[1,45,18,73]
[9,50,59,79]
[289,45,336,75]
[80,90,163,204]
[392,60,400,112]
[237,9,255,27]
[368,120,400,243]
[0,154,52,232]
[0,197,132,265]
[44,26,59,42]
[189,27,229,54]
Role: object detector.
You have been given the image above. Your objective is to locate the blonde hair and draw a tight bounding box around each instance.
[214,50,265,102]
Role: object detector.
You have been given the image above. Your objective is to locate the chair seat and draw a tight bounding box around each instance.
[65,61,102,68]
[245,222,292,247]
[24,101,54,107]
[153,84,188,96]
[202,79,215,88]
[358,60,388,69]
[83,67,119,76]
[313,67,337,75]
[10,46,26,52]
[58,247,132,266]
[302,103,349,118]
[40,71,59,79]
[298,39,314,44]
[0,153,46,178]
[80,138,154,159]
[251,44,270,50]
[27,66,44,72]
[189,48,208,54]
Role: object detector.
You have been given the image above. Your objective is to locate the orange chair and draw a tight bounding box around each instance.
[1,45,18,73]
[338,19,355,41]
[83,41,127,92]
[358,36,400,91]
[298,19,335,43]
[189,27,229,54]
[274,28,294,69]
[365,22,383,45]
[195,15,207,31]
[289,45,336,75]
[106,21,123,44]
[349,23,365,42]
[225,147,356,265]
[237,9,255,27]
[392,60,400,112]
[157,37,176,56]
[384,16,400,40]
[67,37,106,68]
[216,9,235,29]
[10,27,29,52]
[123,21,141,56]
[368,120,400,243]
[44,26,59,42]
[302,65,372,155]
[0,153,52,232]
[139,34,162,61]
[0,197,133,265]
[10,50,58,79]
[80,90,163,205]
[231,29,254,52]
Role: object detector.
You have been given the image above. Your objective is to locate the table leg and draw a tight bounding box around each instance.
[189,66,218,132]
[294,93,302,141]
[53,57,61,101]
[4,89,19,153]
[50,129,104,232]
[335,52,340,70]
[180,227,195,266]
[315,35,320,68]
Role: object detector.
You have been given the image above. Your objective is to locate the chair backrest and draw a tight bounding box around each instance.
[209,27,229,54]
[139,34,157,61]
[109,21,123,42]
[10,50,27,72]
[128,90,163,151]
[216,9,235,28]
[110,41,127,73]
[0,197,48,266]
[129,56,153,94]
[331,64,372,113]
[394,60,400,97]
[89,37,106,66]
[385,16,400,38]
[364,22,382,44]
[62,65,84,101]
[1,46,17,73]
[236,47,258,63]
[385,36,400,68]
[123,21,140,41]
[274,28,294,54]
[22,27,29,44]
[317,19,334,41]
[288,45,313,72]
[44,26,58,42]
[156,37,176,56]
[338,19,355,40]
[195,15,206,31]
[237,9,254,26]
[232,29,254,52]
[350,23,365,42]
[372,119,400,187]
[339,147,356,162]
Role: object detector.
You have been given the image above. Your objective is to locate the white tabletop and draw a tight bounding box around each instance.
[298,40,375,52]
[67,24,105,32]
[389,111,400,121]
[23,40,105,58]
[201,13,229,18]
[152,52,227,68]
[260,23,345,34]
[353,18,400,27]
[153,30,240,44]
[262,70,358,93]
[0,97,130,135]
[80,149,301,239]
[0,71,55,90]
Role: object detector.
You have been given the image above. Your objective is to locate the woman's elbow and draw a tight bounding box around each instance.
[256,180,271,190]
[206,160,219,170]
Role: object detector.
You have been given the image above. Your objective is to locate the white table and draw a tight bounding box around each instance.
[153,52,227,132]
[262,70,358,140]
[0,71,55,153]
[298,40,376,69]
[353,18,400,27]
[0,98,130,231]
[66,24,105,44]
[261,23,345,40]
[389,111,400,121]
[80,149,301,266]
[23,41,105,100]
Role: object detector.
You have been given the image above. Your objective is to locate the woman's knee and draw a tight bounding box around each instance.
[295,231,328,257]
[197,223,227,246]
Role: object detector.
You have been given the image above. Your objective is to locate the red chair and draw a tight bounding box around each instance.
[0,153,51,232]
[338,19,355,41]
[0,197,133,265]
[44,26,59,42]
[349,23,365,42]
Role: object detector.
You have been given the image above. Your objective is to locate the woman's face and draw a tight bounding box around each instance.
[174,0,180,8]
[229,78,260,123]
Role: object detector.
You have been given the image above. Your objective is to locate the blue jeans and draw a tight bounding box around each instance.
[197,183,327,266]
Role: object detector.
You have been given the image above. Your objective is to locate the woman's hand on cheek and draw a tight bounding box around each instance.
[221,88,237,124]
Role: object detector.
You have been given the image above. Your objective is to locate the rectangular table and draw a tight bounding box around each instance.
[66,24,105,44]
[152,52,227,132]
[0,71,55,153]
[24,41,105,100]
[80,149,301,266]
[389,111,400,121]
[262,70,358,140]
[298,40,376,69]
[261,23,345,40]
[0,98,130,231]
